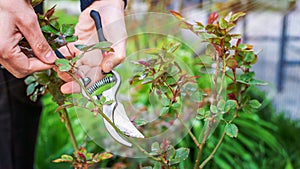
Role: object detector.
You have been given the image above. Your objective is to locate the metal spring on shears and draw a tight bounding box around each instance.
[87,75,117,94]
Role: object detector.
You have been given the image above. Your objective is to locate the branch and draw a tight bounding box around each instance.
[199,130,226,169]
[178,117,200,149]
[217,55,227,100]
[61,108,79,152]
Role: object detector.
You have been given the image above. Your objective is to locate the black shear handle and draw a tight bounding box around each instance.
[90,10,106,42]
[90,10,111,75]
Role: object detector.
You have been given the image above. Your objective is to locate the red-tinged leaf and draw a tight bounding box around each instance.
[170,10,183,20]
[138,60,151,67]
[208,11,219,24]
[55,104,73,113]
[196,21,204,28]
[44,5,56,19]
[179,21,193,30]
[92,152,113,162]
[230,12,246,22]
[32,0,44,7]
[226,58,238,69]
[228,93,237,100]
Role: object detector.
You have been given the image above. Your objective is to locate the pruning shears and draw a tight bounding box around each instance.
[80,10,144,147]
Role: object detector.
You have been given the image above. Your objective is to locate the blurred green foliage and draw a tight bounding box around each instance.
[34,4,300,169]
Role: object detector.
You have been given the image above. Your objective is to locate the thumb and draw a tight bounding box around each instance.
[17,10,57,63]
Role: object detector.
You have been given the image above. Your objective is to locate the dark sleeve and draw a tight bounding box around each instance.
[80,0,127,11]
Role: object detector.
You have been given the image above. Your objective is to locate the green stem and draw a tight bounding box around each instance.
[217,55,226,101]
[61,108,79,152]
[178,117,200,149]
[194,118,214,169]
[212,57,220,105]
[199,130,226,169]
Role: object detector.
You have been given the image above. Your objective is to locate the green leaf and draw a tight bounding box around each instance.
[99,96,106,104]
[171,102,180,109]
[55,59,72,72]
[205,44,216,57]
[166,77,177,85]
[175,148,189,160]
[238,44,253,50]
[225,123,238,138]
[217,99,226,111]
[167,42,181,53]
[61,24,75,36]
[61,154,73,161]
[55,59,69,66]
[169,148,189,165]
[78,97,89,107]
[98,152,113,161]
[199,32,217,41]
[210,105,218,114]
[133,119,148,126]
[41,25,59,35]
[248,79,268,86]
[166,145,176,160]
[75,44,89,51]
[219,18,228,29]
[151,142,160,153]
[59,64,72,72]
[91,41,113,50]
[30,91,38,102]
[153,162,162,169]
[226,57,238,69]
[27,83,36,96]
[65,35,78,43]
[224,100,238,112]
[244,52,255,62]
[162,97,170,106]
[142,167,152,169]
[160,86,169,93]
[160,107,170,116]
[230,12,246,22]
[24,76,35,85]
[249,99,261,109]
[142,77,154,84]
[93,152,113,163]
[86,153,93,161]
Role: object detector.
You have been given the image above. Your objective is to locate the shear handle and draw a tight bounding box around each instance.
[90,10,106,42]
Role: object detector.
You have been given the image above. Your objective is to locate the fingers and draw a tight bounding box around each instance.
[0,49,53,78]
[97,3,127,72]
[61,66,104,94]
[61,81,81,94]
[16,7,57,64]
[101,41,126,72]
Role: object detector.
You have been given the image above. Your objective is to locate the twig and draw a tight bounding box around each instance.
[199,130,226,169]
[212,57,220,105]
[178,117,200,149]
[217,55,227,100]
[194,117,214,169]
[61,108,79,152]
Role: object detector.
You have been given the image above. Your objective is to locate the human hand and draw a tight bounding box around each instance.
[0,0,57,78]
[58,0,127,94]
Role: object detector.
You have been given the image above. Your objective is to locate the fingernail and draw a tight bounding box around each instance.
[45,51,56,63]
[105,61,113,72]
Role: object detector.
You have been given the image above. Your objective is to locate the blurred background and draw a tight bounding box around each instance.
[36,0,300,168]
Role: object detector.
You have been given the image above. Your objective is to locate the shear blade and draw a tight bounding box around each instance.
[103,103,132,147]
[114,102,144,138]
[102,102,144,147]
